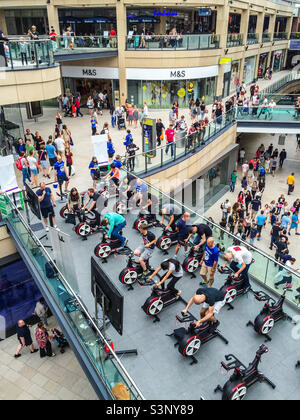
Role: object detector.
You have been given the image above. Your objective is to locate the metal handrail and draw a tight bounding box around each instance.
[4,193,145,401]
[122,170,300,281]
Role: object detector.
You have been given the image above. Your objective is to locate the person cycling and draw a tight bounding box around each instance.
[148,258,183,297]
[67,187,80,213]
[187,223,213,251]
[104,163,120,194]
[134,178,148,206]
[181,287,226,329]
[82,188,107,226]
[222,245,253,294]
[139,190,159,223]
[134,222,157,277]
[100,212,127,248]
[174,212,191,257]
[119,173,136,208]
[159,203,182,232]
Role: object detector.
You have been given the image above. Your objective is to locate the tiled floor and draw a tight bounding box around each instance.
[0,317,98,400]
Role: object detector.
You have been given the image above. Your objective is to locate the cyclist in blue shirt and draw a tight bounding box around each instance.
[200,237,219,287]
[89,156,99,189]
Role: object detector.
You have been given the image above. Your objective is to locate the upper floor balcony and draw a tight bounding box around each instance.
[53,35,118,61]
[246,33,259,45]
[0,39,56,71]
[273,32,289,41]
[226,33,243,48]
[125,34,220,51]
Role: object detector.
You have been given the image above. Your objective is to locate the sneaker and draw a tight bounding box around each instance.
[31,349,38,354]
[121,239,128,248]
[199,281,208,286]
[14,354,21,358]
[54,226,60,231]
[45,226,49,232]
[243,286,251,294]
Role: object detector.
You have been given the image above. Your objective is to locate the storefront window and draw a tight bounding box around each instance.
[127,77,216,108]
[4,8,48,35]
[243,56,257,84]
[0,105,24,154]
[229,60,241,94]
[258,53,269,78]
[228,13,241,34]
[58,7,116,35]
[271,50,286,72]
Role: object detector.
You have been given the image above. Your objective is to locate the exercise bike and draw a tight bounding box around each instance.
[133,212,159,230]
[94,229,130,262]
[156,227,178,254]
[168,313,228,365]
[246,288,291,342]
[218,265,252,310]
[142,285,184,323]
[214,344,276,400]
[60,192,97,223]
[119,252,155,290]
[74,210,101,239]
[182,245,204,278]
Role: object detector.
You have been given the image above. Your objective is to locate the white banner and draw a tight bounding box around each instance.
[61,65,119,79]
[0,155,18,192]
[48,227,79,293]
[91,134,109,165]
[126,65,219,81]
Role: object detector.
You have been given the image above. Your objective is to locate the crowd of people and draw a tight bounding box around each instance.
[215,140,299,296]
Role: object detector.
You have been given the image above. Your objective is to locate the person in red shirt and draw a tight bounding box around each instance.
[49,27,57,52]
[109,29,117,48]
[75,96,83,117]
[165,124,175,157]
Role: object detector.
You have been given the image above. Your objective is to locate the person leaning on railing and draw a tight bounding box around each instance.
[0,30,9,67]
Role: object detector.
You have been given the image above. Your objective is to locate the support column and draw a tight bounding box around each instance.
[0,9,7,35]
[216,66,224,97]
[215,4,229,50]
[116,1,127,102]
[240,8,250,45]
[257,12,264,43]
[269,13,276,41]
[286,16,293,38]
[47,4,60,35]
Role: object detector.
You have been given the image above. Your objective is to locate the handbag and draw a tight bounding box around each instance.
[70,136,74,146]
[71,165,75,176]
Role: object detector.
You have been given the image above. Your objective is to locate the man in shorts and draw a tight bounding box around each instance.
[134,222,157,277]
[45,138,57,177]
[222,245,253,293]
[82,188,107,226]
[200,237,219,287]
[36,182,58,232]
[54,155,70,194]
[181,287,226,328]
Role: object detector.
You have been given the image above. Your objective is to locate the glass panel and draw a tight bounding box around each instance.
[2,198,144,400]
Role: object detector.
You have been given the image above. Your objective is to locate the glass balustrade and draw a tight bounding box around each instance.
[273,32,288,41]
[127,176,300,310]
[261,72,300,95]
[54,35,117,54]
[126,34,220,51]
[247,33,259,45]
[262,33,271,42]
[227,33,243,47]
[290,33,300,40]
[2,196,144,401]
[235,106,298,122]
[123,110,235,176]
[0,39,55,70]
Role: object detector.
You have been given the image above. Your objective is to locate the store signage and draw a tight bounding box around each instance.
[170,70,186,78]
[154,10,178,17]
[219,58,232,65]
[290,40,300,50]
[198,8,212,16]
[61,66,119,79]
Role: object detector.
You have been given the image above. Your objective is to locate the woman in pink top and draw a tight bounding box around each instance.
[127,105,134,126]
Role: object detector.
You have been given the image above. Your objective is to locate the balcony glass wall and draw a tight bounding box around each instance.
[126,34,219,50]
[0,39,55,70]
[2,196,144,401]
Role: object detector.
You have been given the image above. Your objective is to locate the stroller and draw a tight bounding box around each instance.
[117,115,126,130]
[64,104,74,118]
[52,328,69,353]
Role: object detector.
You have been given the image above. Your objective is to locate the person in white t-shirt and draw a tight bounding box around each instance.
[242,161,249,177]
[27,149,39,187]
[268,99,276,119]
[54,135,65,158]
[239,148,246,164]
[222,246,253,292]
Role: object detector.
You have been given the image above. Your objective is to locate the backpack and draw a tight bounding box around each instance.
[16,157,23,171]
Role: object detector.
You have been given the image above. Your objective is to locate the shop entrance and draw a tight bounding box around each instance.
[63,77,116,108]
